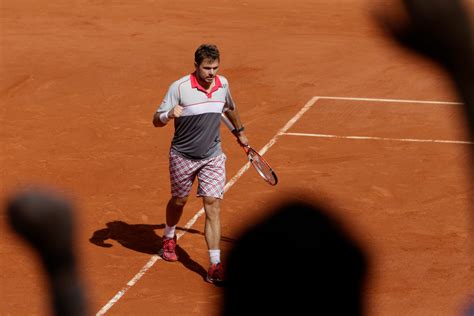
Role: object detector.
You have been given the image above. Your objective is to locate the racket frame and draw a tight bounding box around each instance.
[221,114,278,185]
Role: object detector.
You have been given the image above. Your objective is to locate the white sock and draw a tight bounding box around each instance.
[164,225,176,239]
[209,249,221,265]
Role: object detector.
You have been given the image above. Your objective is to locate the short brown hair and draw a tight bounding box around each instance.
[194,44,220,65]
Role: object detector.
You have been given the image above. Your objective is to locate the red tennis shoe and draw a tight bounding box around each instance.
[206,263,224,284]
[159,236,178,262]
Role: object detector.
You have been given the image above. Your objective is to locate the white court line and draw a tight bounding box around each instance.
[96,96,320,315]
[282,96,468,145]
[316,95,463,105]
[283,132,474,145]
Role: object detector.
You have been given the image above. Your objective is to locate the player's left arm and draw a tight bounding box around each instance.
[223,81,249,146]
[224,109,248,146]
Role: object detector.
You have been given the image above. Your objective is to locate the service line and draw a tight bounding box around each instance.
[283,132,474,145]
[283,96,469,144]
[316,95,463,105]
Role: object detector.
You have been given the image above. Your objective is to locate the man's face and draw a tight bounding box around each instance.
[195,58,219,84]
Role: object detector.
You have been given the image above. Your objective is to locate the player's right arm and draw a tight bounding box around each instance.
[153,81,182,128]
[153,105,183,127]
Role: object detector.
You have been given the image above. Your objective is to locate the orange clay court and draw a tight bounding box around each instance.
[1,0,473,315]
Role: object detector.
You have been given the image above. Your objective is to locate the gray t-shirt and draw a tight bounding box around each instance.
[157,73,236,160]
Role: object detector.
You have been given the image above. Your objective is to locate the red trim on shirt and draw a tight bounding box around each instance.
[190,72,222,98]
[185,100,225,107]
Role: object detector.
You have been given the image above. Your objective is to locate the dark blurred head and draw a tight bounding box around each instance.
[222,200,369,315]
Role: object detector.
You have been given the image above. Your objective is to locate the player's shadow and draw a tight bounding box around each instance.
[89,220,230,281]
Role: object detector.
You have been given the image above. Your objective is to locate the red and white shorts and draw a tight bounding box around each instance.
[169,149,226,199]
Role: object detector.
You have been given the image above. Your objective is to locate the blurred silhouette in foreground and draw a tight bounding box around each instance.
[222,200,369,315]
[376,0,474,314]
[6,189,87,316]
[376,0,474,138]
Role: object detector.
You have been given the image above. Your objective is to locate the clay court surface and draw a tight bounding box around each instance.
[1,0,474,315]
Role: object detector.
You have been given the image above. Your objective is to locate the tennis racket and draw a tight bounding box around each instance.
[221,114,278,186]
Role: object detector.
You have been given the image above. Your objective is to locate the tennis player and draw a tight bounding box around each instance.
[153,44,248,284]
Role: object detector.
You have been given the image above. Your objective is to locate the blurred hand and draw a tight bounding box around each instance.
[374,0,473,71]
[236,132,249,147]
[168,105,183,119]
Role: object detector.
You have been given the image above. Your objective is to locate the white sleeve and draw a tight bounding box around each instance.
[223,84,236,112]
[157,81,180,113]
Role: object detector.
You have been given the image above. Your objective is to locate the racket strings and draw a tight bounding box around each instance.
[247,150,277,185]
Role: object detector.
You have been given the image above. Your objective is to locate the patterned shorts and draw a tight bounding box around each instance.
[169,149,227,199]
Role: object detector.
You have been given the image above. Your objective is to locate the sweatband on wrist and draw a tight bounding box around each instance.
[232,126,245,135]
[159,111,170,124]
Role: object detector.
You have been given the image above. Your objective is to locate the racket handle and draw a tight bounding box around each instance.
[221,114,236,132]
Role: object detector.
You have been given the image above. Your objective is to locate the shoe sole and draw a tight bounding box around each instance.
[206,276,223,284]
[158,249,178,262]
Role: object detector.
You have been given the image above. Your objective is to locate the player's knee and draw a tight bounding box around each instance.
[203,196,219,206]
[171,196,188,207]
[203,197,221,217]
